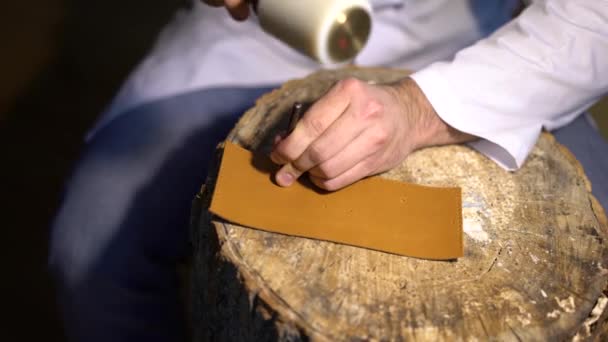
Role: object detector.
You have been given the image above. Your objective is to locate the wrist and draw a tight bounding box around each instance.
[389,77,476,150]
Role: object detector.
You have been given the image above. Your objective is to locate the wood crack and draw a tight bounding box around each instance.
[482,247,503,278]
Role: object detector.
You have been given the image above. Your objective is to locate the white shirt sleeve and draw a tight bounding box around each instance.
[410,0,608,170]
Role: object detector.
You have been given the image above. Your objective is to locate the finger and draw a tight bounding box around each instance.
[225,0,250,20]
[309,158,374,191]
[276,126,383,188]
[291,103,371,174]
[308,127,384,179]
[275,162,306,187]
[271,81,352,165]
[270,132,287,164]
[273,131,287,147]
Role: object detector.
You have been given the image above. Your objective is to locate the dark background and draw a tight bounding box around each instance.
[1,1,606,340]
[1,1,184,340]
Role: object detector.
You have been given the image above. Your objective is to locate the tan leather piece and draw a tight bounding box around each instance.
[209,142,463,260]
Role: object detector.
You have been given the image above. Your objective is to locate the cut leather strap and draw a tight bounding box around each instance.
[209,142,463,260]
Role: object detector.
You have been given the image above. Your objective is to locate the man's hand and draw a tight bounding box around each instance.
[202,0,250,21]
[270,77,475,191]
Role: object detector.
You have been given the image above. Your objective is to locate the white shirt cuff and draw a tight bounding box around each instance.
[411,66,541,171]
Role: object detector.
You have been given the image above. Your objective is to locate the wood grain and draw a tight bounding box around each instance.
[192,67,608,341]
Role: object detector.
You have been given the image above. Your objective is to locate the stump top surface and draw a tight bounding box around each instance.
[210,68,608,341]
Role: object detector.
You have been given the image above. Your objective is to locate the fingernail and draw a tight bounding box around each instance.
[277,171,294,186]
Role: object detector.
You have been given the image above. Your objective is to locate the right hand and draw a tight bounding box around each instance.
[270,78,476,191]
[202,0,251,21]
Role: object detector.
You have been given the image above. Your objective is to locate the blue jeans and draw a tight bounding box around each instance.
[49,87,608,341]
[49,87,275,341]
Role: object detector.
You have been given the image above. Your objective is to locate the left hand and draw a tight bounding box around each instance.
[270,77,474,191]
[201,0,251,21]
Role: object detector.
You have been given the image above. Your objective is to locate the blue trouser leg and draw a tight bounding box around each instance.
[553,114,608,211]
[49,86,275,341]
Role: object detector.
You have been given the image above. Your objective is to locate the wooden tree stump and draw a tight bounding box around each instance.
[191,67,608,341]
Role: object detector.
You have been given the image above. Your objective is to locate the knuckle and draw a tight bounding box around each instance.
[357,99,384,120]
[370,127,389,147]
[366,99,384,116]
[304,116,326,137]
[318,163,337,179]
[275,144,297,163]
[338,77,363,94]
[307,144,327,164]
